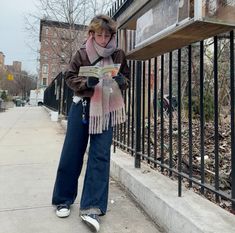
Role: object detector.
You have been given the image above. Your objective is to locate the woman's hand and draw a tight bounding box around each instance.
[86,76,99,88]
[112,73,126,86]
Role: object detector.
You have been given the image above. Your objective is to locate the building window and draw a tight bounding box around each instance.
[42,78,47,86]
[61,53,66,63]
[52,65,56,73]
[44,53,48,60]
[42,64,48,74]
[62,40,67,48]
[61,29,67,39]
[52,40,57,47]
[61,65,67,72]
[71,31,75,39]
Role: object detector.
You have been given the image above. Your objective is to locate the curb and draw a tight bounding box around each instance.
[110,148,235,233]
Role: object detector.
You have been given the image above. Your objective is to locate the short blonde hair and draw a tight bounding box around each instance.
[88,14,117,35]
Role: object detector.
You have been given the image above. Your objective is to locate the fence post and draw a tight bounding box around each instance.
[230,30,235,211]
[177,49,182,197]
[135,61,141,168]
[58,72,63,115]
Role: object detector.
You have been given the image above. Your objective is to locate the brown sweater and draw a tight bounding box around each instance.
[65,47,130,97]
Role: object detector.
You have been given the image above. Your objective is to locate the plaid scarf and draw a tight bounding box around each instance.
[85,35,126,134]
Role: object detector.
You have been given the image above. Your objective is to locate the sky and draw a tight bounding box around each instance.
[0,0,39,75]
[0,0,113,76]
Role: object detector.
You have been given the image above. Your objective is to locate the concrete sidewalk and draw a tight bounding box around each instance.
[0,106,162,233]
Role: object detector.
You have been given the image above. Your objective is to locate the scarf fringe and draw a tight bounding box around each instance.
[89,115,102,134]
[89,106,126,134]
[110,106,126,126]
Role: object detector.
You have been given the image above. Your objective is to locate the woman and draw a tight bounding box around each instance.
[52,14,130,232]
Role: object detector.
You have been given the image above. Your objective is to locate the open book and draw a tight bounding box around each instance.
[78,64,121,79]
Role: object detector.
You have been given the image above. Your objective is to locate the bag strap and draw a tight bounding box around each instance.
[89,49,117,66]
[90,56,104,66]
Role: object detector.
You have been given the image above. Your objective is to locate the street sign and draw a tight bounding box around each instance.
[7,74,14,81]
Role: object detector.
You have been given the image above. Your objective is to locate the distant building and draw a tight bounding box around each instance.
[0,52,6,79]
[12,61,22,73]
[0,51,22,82]
[0,51,5,69]
[39,19,88,87]
[5,61,22,75]
[0,52,5,90]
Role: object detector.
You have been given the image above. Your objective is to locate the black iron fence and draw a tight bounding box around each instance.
[44,72,73,116]
[44,72,62,112]
[43,31,235,212]
[113,30,235,213]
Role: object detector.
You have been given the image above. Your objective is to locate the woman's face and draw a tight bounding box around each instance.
[93,29,112,48]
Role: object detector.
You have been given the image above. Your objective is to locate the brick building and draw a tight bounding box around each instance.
[0,52,5,70]
[0,52,6,80]
[39,19,88,87]
[0,51,22,82]
[6,61,22,73]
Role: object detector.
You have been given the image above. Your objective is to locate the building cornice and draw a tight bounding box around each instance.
[39,19,88,42]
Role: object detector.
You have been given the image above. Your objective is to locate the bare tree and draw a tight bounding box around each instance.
[24,0,116,74]
[0,70,37,98]
[36,0,87,24]
[87,0,116,16]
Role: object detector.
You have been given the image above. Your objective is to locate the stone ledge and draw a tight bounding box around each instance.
[110,148,235,233]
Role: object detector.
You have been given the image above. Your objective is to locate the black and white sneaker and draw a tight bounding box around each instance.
[81,214,100,232]
[56,204,70,218]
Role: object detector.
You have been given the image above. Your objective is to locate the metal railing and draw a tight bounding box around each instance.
[43,72,73,116]
[113,30,235,212]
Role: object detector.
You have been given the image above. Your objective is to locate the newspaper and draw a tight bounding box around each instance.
[78,64,121,79]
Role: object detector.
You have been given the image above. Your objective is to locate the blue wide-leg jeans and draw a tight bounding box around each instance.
[52,100,113,215]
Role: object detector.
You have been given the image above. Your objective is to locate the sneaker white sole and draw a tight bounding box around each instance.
[81,215,100,232]
[56,208,70,218]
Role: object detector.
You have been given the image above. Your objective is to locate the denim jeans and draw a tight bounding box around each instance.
[52,100,113,215]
